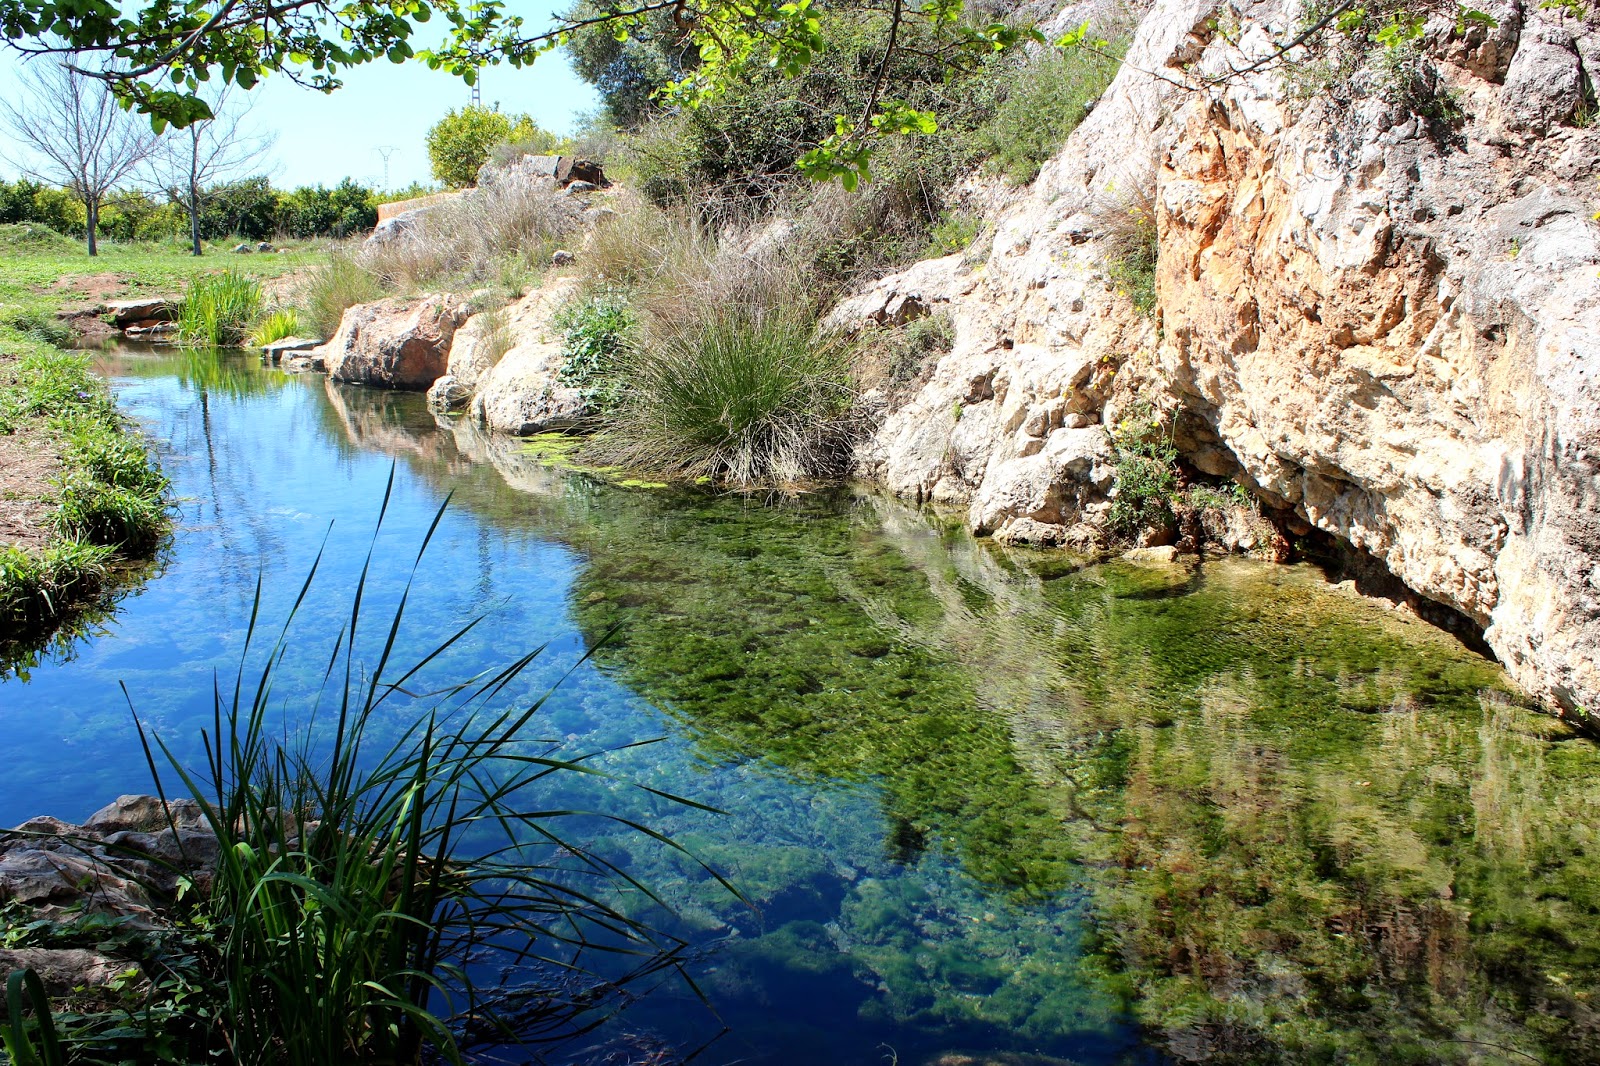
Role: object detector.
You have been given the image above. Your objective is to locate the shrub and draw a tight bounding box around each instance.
[175,270,264,346]
[596,300,856,485]
[923,210,982,258]
[1096,178,1160,317]
[858,312,955,393]
[553,291,636,410]
[426,106,557,188]
[201,176,281,240]
[275,178,378,239]
[303,252,384,339]
[1107,403,1179,539]
[967,44,1124,184]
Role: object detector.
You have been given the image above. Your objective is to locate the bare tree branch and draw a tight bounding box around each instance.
[0,61,160,255]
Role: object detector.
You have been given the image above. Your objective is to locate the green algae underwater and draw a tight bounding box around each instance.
[20,352,1600,1065]
[339,382,1600,1065]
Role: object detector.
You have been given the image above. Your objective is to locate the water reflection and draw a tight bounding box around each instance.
[2,349,1596,1065]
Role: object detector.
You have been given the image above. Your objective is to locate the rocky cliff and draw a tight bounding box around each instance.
[835,0,1600,714]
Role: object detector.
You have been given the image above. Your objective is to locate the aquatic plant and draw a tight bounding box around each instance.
[596,301,856,485]
[113,481,728,1065]
[245,306,299,347]
[0,541,112,644]
[174,270,263,347]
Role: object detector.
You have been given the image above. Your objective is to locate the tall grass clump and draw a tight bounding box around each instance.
[303,251,384,339]
[246,307,300,347]
[598,300,856,485]
[175,270,263,347]
[116,486,729,1066]
[1095,176,1160,317]
[0,540,112,643]
[967,44,1125,184]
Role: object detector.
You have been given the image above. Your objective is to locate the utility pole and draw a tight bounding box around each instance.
[375,145,398,190]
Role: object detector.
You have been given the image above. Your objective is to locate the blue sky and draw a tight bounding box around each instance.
[0,0,598,191]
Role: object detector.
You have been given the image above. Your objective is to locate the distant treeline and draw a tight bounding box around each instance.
[0,177,434,243]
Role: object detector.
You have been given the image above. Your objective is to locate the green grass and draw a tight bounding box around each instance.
[595,301,857,486]
[245,306,300,347]
[174,270,263,347]
[0,238,281,659]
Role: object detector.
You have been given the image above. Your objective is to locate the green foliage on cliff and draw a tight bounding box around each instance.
[968,44,1122,184]
[1107,404,1179,540]
[554,291,636,410]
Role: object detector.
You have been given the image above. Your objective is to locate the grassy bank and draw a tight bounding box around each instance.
[0,229,311,660]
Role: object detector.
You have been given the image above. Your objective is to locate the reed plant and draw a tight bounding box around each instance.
[174,270,263,347]
[245,306,300,347]
[118,482,729,1065]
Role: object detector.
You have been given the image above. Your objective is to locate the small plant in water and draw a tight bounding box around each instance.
[245,307,300,347]
[175,271,263,347]
[5,480,734,1064]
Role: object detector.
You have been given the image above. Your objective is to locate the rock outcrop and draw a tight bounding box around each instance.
[841,0,1600,713]
[1,795,219,992]
[468,278,593,434]
[324,293,472,390]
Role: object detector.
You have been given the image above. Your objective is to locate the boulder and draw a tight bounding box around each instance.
[425,310,503,413]
[104,297,175,327]
[470,279,593,434]
[260,336,323,361]
[324,294,472,391]
[232,243,254,254]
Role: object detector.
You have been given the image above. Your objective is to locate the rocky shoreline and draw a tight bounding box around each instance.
[0,796,217,992]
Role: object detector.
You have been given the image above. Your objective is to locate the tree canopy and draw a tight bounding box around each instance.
[0,0,1048,181]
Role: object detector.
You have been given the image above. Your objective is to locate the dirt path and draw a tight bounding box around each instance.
[0,354,64,553]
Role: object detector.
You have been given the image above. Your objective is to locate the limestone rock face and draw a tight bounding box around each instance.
[324,294,472,391]
[847,0,1600,712]
[470,278,592,434]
